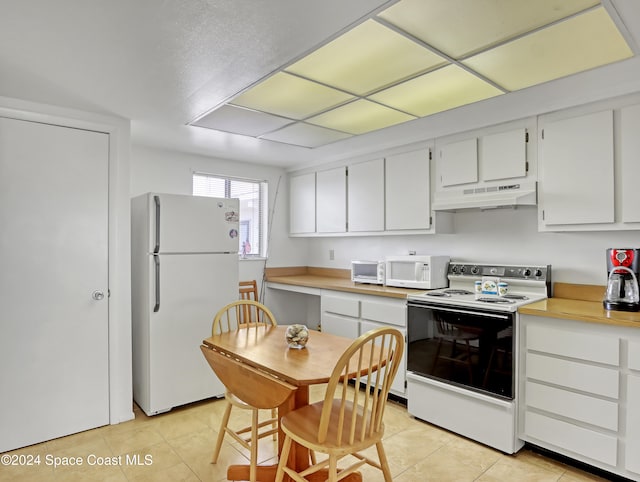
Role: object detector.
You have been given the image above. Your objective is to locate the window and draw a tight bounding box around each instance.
[193,172,268,258]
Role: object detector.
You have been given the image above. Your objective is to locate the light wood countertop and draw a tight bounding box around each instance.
[519,282,640,328]
[266,272,640,328]
[265,266,425,299]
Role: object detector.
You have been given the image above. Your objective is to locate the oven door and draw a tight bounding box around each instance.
[407,301,515,399]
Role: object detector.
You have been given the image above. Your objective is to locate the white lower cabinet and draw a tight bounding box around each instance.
[320,293,360,339]
[360,296,407,396]
[519,314,640,480]
[626,340,640,476]
[321,291,407,397]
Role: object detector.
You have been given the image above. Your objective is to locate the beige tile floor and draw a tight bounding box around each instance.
[0,385,613,482]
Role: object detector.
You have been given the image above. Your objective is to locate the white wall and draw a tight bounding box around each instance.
[131,140,640,294]
[130,144,309,292]
[306,207,640,286]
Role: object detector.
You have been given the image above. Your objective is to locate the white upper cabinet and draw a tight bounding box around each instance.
[537,94,640,231]
[347,158,384,232]
[539,109,614,227]
[288,142,450,236]
[289,172,316,234]
[481,128,527,182]
[316,166,346,233]
[438,137,478,187]
[620,104,640,224]
[433,118,536,211]
[385,149,430,231]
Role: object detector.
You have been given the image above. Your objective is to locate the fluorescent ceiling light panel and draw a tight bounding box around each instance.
[307,99,416,135]
[462,6,634,91]
[260,122,352,148]
[230,71,354,119]
[370,64,503,117]
[192,104,293,137]
[190,0,635,148]
[378,0,600,59]
[285,19,448,95]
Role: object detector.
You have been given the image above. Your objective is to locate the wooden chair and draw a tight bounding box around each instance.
[432,318,481,383]
[207,300,281,482]
[275,327,404,482]
[239,279,260,322]
[239,279,258,300]
[483,327,514,389]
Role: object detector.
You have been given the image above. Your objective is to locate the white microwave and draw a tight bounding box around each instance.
[351,260,385,285]
[385,255,449,289]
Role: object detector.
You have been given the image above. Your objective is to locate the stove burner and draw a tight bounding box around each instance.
[476,297,516,304]
[502,294,529,300]
[425,292,450,297]
[443,289,474,295]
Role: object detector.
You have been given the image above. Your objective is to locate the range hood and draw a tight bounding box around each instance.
[432,181,537,211]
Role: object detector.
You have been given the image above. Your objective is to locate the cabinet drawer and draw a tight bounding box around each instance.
[322,295,359,317]
[525,381,618,431]
[524,411,617,466]
[321,313,359,340]
[629,340,640,371]
[526,324,619,366]
[360,299,406,327]
[526,352,619,398]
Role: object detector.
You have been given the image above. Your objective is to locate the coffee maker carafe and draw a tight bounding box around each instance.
[603,248,640,312]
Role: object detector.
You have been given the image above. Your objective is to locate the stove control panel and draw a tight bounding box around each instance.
[448,263,550,282]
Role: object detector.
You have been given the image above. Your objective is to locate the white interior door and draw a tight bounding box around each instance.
[0,117,109,452]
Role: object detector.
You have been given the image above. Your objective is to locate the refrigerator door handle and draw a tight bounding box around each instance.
[153,255,160,312]
[154,195,160,254]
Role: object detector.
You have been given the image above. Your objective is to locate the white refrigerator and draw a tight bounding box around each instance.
[131,192,239,416]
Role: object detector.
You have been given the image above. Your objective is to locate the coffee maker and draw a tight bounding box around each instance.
[603,248,640,312]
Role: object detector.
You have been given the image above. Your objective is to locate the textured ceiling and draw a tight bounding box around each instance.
[1,0,640,168]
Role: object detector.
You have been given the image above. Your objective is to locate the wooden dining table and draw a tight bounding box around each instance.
[201,325,364,482]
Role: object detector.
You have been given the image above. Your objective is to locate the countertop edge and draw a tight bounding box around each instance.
[265,274,424,299]
[519,298,640,328]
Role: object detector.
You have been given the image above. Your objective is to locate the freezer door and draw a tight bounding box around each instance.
[138,253,238,415]
[148,193,239,253]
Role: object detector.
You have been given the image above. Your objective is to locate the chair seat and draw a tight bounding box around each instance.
[281,400,384,455]
[226,390,256,409]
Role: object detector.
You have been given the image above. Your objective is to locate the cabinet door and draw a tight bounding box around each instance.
[348,158,384,232]
[438,137,478,187]
[540,110,614,225]
[360,320,406,395]
[385,149,430,230]
[626,374,640,475]
[481,128,527,181]
[627,340,640,475]
[316,166,346,233]
[289,172,316,234]
[620,104,640,223]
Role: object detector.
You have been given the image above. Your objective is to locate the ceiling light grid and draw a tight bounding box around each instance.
[190,0,633,148]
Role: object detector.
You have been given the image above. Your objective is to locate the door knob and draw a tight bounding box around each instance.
[92,290,105,301]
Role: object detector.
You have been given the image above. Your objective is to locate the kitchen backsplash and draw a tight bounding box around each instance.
[306,207,640,285]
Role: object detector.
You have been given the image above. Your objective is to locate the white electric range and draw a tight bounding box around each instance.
[406,262,551,453]
[409,263,551,311]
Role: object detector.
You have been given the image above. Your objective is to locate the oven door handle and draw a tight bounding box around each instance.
[408,303,511,320]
